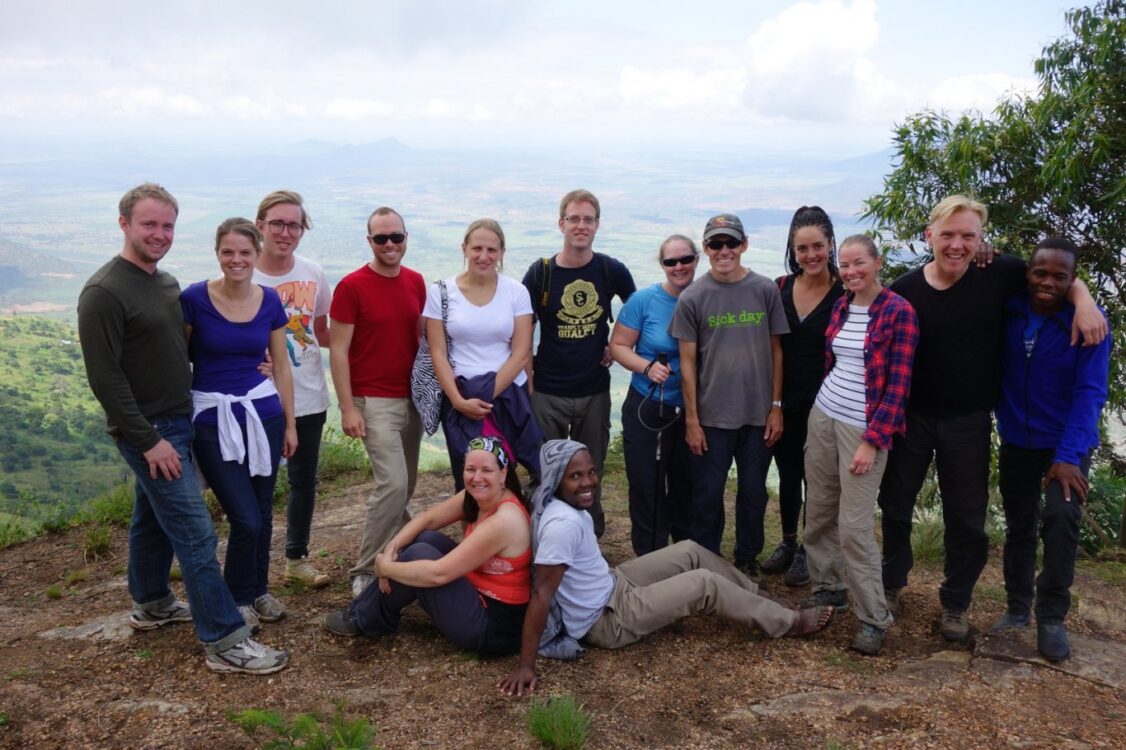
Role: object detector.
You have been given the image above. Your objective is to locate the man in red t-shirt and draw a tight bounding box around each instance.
[330,206,426,597]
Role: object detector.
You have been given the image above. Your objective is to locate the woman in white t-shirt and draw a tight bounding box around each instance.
[423,219,534,488]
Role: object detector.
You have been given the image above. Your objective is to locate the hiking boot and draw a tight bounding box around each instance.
[734,559,761,581]
[783,545,810,587]
[351,572,376,598]
[253,593,286,623]
[324,605,364,637]
[285,558,330,588]
[800,588,849,612]
[129,598,193,631]
[205,638,290,675]
[1037,622,1070,662]
[239,604,261,634]
[991,610,1031,631]
[940,608,970,641]
[851,623,887,655]
[760,539,797,574]
[884,587,904,616]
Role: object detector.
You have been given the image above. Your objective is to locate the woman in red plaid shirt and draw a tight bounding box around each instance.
[799,234,919,656]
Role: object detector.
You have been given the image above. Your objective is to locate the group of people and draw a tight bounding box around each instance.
[78,182,1109,679]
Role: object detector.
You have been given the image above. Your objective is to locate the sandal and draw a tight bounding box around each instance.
[786,605,835,637]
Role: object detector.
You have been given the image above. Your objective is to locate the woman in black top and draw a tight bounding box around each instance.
[763,206,845,585]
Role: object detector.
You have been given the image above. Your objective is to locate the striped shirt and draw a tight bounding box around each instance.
[816,304,870,428]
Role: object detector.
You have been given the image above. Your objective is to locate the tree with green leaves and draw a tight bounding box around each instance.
[863,0,1125,546]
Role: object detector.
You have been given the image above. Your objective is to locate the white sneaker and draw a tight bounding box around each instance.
[238,604,261,634]
[253,593,287,623]
[206,638,289,674]
[284,558,330,588]
[129,598,192,631]
[351,572,376,598]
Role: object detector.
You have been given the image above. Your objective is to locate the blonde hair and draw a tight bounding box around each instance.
[119,183,178,221]
[657,234,697,263]
[929,195,988,228]
[215,217,262,254]
[256,190,311,230]
[559,189,600,220]
[463,218,506,251]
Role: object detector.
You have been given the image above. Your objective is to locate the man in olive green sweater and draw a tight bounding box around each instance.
[78,183,288,674]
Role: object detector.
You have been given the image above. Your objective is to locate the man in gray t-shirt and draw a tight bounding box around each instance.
[670,214,789,577]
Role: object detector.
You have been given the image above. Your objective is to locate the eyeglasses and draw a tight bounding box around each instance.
[369,233,407,245]
[563,215,598,226]
[266,220,304,235]
[661,255,697,267]
[705,237,742,250]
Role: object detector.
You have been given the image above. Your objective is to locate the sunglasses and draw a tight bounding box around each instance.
[369,233,406,245]
[661,255,697,267]
[705,238,742,250]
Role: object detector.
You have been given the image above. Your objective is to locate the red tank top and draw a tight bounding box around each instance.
[464,496,532,605]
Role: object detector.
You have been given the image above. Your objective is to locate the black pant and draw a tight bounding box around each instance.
[621,388,693,557]
[877,409,991,611]
[285,411,326,560]
[771,404,812,537]
[998,444,1087,624]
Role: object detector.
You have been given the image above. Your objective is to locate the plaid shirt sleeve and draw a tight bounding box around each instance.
[861,292,919,450]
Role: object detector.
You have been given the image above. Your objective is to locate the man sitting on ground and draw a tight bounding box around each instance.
[497,439,833,696]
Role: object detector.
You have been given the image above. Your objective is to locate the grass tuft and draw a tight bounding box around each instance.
[526,695,591,750]
[65,569,88,585]
[230,702,379,750]
[45,585,63,600]
[83,523,112,561]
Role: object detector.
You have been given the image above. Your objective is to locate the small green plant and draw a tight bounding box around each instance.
[230,702,379,750]
[0,712,9,727]
[46,585,63,600]
[84,523,112,561]
[136,649,153,659]
[0,520,28,550]
[318,428,370,480]
[910,508,945,566]
[526,695,591,750]
[65,569,88,585]
[824,649,876,675]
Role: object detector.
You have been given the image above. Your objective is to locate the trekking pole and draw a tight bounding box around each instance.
[652,353,668,553]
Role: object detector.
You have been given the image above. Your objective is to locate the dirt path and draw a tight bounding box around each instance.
[1,471,1123,749]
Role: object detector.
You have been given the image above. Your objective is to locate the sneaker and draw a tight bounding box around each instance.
[285,558,330,589]
[734,559,761,581]
[991,611,1031,631]
[940,608,970,641]
[129,598,193,631]
[1037,622,1070,662]
[760,539,797,574]
[884,587,904,616]
[324,605,364,637]
[783,546,810,587]
[800,588,849,612]
[851,623,887,655]
[351,572,376,598]
[253,593,287,623]
[205,637,290,675]
[239,604,261,634]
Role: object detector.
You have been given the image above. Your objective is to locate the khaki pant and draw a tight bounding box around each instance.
[803,406,893,629]
[349,396,421,578]
[583,541,796,648]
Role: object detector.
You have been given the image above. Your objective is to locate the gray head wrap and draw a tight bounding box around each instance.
[530,439,587,541]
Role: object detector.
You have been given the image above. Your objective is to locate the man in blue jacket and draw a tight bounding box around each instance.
[993,237,1111,662]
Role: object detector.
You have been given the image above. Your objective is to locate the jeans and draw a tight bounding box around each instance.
[998,444,1088,624]
[772,404,812,537]
[531,390,611,536]
[621,387,692,556]
[878,409,991,611]
[689,424,771,563]
[193,414,284,606]
[285,410,327,560]
[115,414,249,652]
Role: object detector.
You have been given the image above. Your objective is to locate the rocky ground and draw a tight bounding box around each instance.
[0,468,1123,749]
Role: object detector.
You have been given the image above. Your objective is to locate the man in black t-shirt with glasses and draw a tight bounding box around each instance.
[878,195,1107,642]
[522,189,636,537]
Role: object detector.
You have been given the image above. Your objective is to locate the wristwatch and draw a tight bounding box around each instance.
[771,400,783,409]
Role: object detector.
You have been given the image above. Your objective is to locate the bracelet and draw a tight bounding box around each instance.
[642,359,656,377]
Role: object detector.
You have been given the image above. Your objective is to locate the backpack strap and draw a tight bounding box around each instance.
[595,253,615,323]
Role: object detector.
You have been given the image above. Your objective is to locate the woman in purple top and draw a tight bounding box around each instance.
[182,218,297,632]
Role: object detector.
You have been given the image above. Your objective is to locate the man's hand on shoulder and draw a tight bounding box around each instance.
[143,438,182,480]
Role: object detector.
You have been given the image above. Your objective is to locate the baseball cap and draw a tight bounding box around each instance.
[703,214,745,242]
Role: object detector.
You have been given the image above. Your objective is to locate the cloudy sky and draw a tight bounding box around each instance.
[0,0,1078,156]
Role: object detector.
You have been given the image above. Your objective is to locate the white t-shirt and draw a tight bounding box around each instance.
[252,256,331,417]
[422,275,532,386]
[815,303,869,429]
[535,499,614,639]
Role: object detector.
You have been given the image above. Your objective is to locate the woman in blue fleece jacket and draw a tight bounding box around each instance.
[993,237,1111,663]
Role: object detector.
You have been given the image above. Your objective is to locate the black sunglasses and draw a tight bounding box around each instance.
[661,254,697,267]
[705,238,742,250]
[369,233,406,245]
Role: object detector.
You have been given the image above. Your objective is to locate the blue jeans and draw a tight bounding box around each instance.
[285,411,327,559]
[689,424,771,563]
[115,415,249,652]
[192,414,284,606]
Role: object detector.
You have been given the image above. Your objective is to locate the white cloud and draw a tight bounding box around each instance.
[98,87,209,118]
[619,65,746,110]
[323,98,395,121]
[925,73,1037,115]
